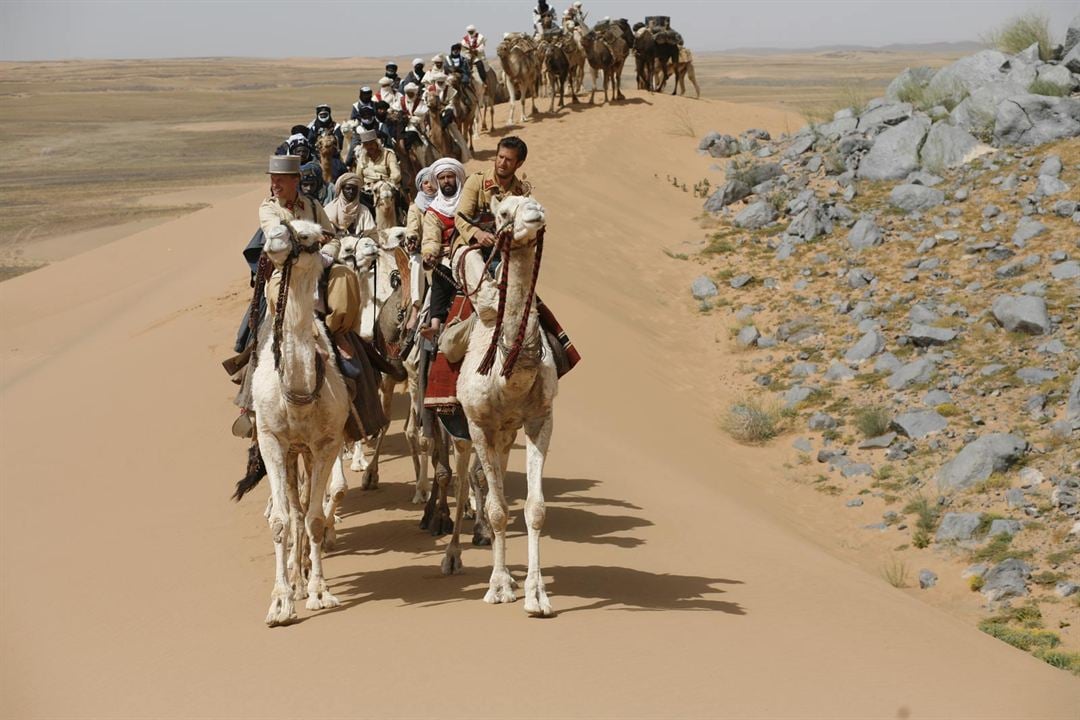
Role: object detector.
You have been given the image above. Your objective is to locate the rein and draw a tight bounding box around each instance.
[477,224,545,378]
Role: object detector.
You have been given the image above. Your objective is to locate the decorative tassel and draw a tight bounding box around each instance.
[502,228,544,377]
[477,234,510,375]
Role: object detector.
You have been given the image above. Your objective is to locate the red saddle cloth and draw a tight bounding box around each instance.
[424,295,473,414]
[423,295,581,413]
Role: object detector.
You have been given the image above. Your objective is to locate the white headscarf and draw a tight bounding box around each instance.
[414,165,436,213]
[428,157,466,217]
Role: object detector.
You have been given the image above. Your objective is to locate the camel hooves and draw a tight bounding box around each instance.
[472,529,492,546]
[441,552,465,576]
[360,467,379,490]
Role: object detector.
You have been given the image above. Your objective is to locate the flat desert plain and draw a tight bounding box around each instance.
[2,51,1078,718]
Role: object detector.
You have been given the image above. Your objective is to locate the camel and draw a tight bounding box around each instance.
[454,195,558,616]
[539,35,579,112]
[237,219,350,626]
[497,33,541,124]
[446,73,477,156]
[472,64,498,133]
[673,47,700,99]
[423,84,471,162]
[632,24,657,91]
[651,27,684,94]
[563,23,589,95]
[581,19,631,104]
[315,134,340,183]
[368,179,398,232]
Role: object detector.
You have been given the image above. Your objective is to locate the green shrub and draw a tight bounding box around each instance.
[1034,648,1080,674]
[979,621,1060,651]
[854,405,892,438]
[1028,79,1068,97]
[984,13,1052,61]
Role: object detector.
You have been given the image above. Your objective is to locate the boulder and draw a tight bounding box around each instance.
[703,180,750,211]
[935,512,982,542]
[691,275,718,300]
[892,409,948,439]
[824,361,855,382]
[907,323,958,347]
[857,102,914,131]
[846,217,883,251]
[919,569,938,589]
[990,295,1050,334]
[736,325,760,348]
[1015,367,1058,385]
[733,162,783,187]
[994,94,1080,146]
[950,80,1028,134]
[981,558,1031,602]
[857,116,931,180]
[785,198,832,241]
[927,50,1010,101]
[1051,260,1080,280]
[1065,12,1080,56]
[889,184,945,213]
[919,121,982,171]
[1036,175,1070,196]
[936,433,1028,491]
[887,357,936,391]
[783,133,815,158]
[808,412,837,430]
[1066,43,1080,75]
[1068,371,1080,427]
[699,131,739,157]
[816,116,858,141]
[734,201,778,230]
[844,329,885,364]
[885,66,936,103]
[1036,64,1076,92]
[1012,217,1047,244]
[988,519,1022,537]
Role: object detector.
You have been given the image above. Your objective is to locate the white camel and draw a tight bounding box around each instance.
[247,219,350,626]
[454,195,558,616]
[369,179,398,233]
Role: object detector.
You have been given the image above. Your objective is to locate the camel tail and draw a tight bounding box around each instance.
[232,442,267,502]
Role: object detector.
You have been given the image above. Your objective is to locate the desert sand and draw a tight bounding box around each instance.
[2,81,1078,718]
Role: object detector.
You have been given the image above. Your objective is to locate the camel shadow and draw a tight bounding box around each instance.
[322,563,745,616]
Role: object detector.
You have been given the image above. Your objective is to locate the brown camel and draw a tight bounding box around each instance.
[581,19,630,104]
[539,34,579,112]
[496,33,541,124]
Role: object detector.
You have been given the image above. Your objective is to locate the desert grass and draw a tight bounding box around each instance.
[881,558,910,588]
[983,12,1052,61]
[853,405,891,438]
[721,396,785,444]
[1028,79,1069,97]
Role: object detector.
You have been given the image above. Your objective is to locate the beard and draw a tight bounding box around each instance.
[440,182,457,197]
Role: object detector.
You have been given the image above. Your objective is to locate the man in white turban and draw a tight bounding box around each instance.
[418,157,467,338]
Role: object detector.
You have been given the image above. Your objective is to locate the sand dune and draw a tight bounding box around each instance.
[1,91,1077,718]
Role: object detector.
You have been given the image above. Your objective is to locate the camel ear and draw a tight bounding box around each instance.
[489,195,501,218]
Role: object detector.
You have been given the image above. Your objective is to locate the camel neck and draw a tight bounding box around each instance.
[500,240,540,349]
[278,257,320,392]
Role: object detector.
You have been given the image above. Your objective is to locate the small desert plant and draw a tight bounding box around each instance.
[854,405,892,438]
[721,397,784,444]
[969,533,1033,564]
[882,558,910,588]
[1028,79,1068,97]
[979,621,1060,651]
[984,12,1052,61]
[904,496,941,548]
[969,575,985,591]
[669,105,697,138]
[1033,648,1080,675]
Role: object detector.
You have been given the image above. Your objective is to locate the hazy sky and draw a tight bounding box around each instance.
[1,0,1077,61]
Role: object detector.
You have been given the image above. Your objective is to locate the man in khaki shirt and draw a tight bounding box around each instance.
[452,136,529,254]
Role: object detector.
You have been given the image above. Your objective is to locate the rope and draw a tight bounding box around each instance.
[501,227,543,377]
[476,231,510,375]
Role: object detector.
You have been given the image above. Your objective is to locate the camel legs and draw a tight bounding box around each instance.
[506,80,518,125]
[469,454,492,546]
[323,452,349,551]
[261,433,296,626]
[404,395,431,503]
[302,447,341,612]
[441,437,474,575]
[474,428,518,605]
[522,415,553,617]
[348,439,369,472]
[419,424,454,536]
[360,374,397,490]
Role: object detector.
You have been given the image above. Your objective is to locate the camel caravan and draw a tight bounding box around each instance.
[223,3,691,627]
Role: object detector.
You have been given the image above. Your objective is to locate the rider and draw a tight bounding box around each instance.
[401,58,425,89]
[350,86,376,121]
[383,61,402,91]
[325,172,377,239]
[445,43,473,92]
[568,0,586,26]
[275,124,312,155]
[422,54,447,84]
[355,128,401,192]
[404,166,437,332]
[454,135,529,249]
[402,82,427,117]
[419,157,468,338]
[347,104,379,168]
[374,76,403,108]
[287,133,314,165]
[300,160,334,206]
[373,100,397,146]
[462,25,488,83]
[307,104,345,150]
[533,0,556,34]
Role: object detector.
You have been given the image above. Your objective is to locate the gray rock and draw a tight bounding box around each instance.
[951,79,1028,134]
[1024,393,1047,417]
[887,357,936,391]
[919,569,938,589]
[857,102,914,131]
[784,385,815,408]
[990,295,1050,335]
[1068,371,1080,426]
[908,323,958,347]
[935,512,982,542]
[988,519,1022,537]
[790,362,817,377]
[792,437,813,453]
[845,329,885,364]
[1051,260,1080,280]
[734,201,778,230]
[1015,367,1058,385]
[981,558,1031,602]
[841,463,873,478]
[699,131,739,157]
[736,325,760,348]
[784,133,815,158]
[817,116,858,141]
[857,116,931,180]
[846,498,864,507]
[703,180,751,211]
[730,273,754,289]
[1054,200,1079,217]
[920,121,981,171]
[927,50,1010,100]
[893,409,948,439]
[963,563,989,579]
[734,162,784,187]
[859,432,897,450]
[1039,155,1063,178]
[1036,175,1069,197]
[1037,64,1076,92]
[785,198,832,241]
[1066,12,1080,55]
[1056,582,1080,598]
[691,275,718,300]
[847,216,883,251]
[923,389,952,406]
[1065,43,1080,74]
[980,363,1007,376]
[995,260,1026,279]
[808,412,837,430]
[1006,488,1027,509]
[847,268,875,288]
[885,66,936,103]
[874,353,902,374]
[1012,217,1047,245]
[1021,280,1047,296]
[936,433,1028,491]
[1037,339,1065,355]
[889,184,945,213]
[994,94,1080,147]
[824,361,855,382]
[908,303,939,325]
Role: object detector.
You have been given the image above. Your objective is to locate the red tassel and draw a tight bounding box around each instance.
[502,228,544,377]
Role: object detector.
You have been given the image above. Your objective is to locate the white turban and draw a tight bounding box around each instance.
[428,157,466,217]
[415,165,436,212]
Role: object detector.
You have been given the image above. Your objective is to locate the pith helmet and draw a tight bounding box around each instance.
[267,155,302,175]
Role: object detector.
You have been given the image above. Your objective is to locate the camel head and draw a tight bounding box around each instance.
[337,234,379,272]
[378,226,408,251]
[340,119,359,138]
[370,179,396,205]
[492,196,545,249]
[315,133,338,157]
[264,219,325,269]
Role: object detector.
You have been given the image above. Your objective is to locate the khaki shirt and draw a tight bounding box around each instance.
[453,167,527,247]
[421,208,457,260]
[356,147,401,188]
[405,202,425,245]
